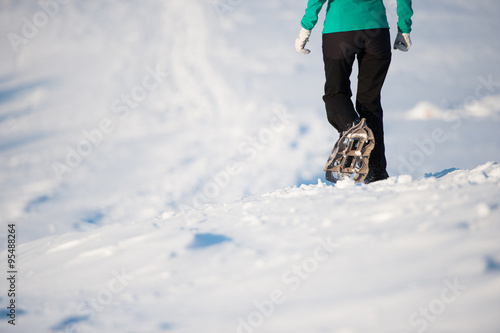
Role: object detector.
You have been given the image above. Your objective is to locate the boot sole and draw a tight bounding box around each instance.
[324,118,375,183]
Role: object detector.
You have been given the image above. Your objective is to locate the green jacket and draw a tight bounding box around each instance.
[300,0,412,34]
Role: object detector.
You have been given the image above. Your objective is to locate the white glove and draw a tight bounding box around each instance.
[393,32,412,52]
[295,27,311,54]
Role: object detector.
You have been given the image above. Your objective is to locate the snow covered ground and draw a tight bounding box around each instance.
[0,0,499,332]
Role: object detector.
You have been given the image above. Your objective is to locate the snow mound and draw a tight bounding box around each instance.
[406,94,500,120]
[4,163,500,333]
[405,101,446,120]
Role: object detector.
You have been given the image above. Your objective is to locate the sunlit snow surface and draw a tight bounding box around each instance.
[0,0,500,332]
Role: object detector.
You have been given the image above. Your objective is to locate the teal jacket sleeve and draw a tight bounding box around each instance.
[397,0,413,33]
[300,0,328,30]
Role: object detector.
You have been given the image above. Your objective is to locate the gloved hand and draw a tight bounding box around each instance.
[295,27,311,54]
[393,32,412,52]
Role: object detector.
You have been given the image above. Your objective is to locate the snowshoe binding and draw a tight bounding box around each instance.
[324,118,375,184]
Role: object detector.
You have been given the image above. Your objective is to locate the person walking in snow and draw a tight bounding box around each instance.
[296,0,413,183]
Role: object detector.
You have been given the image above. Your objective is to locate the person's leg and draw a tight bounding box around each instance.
[322,31,360,133]
[356,28,392,176]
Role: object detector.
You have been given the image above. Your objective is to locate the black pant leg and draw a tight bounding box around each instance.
[356,29,392,172]
[322,32,359,132]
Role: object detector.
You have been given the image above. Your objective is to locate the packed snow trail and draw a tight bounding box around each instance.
[3,163,499,333]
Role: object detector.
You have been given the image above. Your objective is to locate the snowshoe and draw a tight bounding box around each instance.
[324,118,375,184]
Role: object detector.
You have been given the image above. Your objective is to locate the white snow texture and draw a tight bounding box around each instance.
[0,1,499,333]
